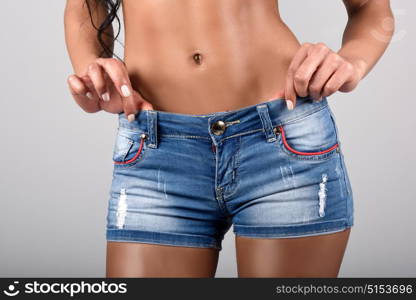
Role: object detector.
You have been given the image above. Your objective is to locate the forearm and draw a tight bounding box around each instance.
[338,0,395,80]
[64,0,114,77]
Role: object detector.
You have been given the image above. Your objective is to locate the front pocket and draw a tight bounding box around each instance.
[278,125,339,156]
[112,129,147,165]
[275,106,340,160]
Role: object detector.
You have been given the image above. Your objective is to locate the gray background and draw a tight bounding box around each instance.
[0,0,414,277]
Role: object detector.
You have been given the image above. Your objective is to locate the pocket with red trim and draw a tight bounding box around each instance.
[112,128,147,166]
[275,106,339,160]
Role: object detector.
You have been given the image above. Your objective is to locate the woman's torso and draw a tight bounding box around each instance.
[122,0,301,114]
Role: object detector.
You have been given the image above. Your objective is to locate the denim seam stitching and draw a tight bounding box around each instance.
[328,106,352,205]
[114,136,145,165]
[121,141,134,162]
[221,128,263,141]
[159,134,211,139]
[113,141,149,169]
[234,225,352,238]
[233,217,348,229]
[223,135,242,200]
[106,227,222,241]
[106,238,220,249]
[280,129,339,159]
[106,229,220,248]
[332,123,351,198]
[276,134,338,161]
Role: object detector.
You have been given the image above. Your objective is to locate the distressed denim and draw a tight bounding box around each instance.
[106,96,354,250]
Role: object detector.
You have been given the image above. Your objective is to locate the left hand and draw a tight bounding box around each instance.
[284,42,365,110]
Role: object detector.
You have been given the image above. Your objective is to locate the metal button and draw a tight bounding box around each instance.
[211,120,226,135]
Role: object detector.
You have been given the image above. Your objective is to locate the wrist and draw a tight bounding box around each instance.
[338,53,368,81]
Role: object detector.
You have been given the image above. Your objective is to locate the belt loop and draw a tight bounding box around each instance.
[256,104,276,143]
[146,110,158,148]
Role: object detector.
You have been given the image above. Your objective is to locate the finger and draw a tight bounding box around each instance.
[140,100,154,111]
[101,96,124,114]
[98,79,124,113]
[293,43,330,98]
[322,63,352,98]
[67,75,100,113]
[285,43,311,110]
[81,75,101,100]
[284,72,297,111]
[131,89,154,112]
[308,53,342,100]
[87,63,110,102]
[94,58,137,122]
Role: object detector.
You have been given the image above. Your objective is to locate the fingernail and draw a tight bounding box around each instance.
[127,114,135,122]
[101,92,110,101]
[121,85,131,97]
[286,100,294,110]
[86,92,93,99]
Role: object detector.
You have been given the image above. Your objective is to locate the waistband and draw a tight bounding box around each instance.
[118,96,329,148]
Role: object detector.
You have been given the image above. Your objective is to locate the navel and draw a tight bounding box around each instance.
[192,52,203,65]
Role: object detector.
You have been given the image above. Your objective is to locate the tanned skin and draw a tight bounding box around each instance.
[64,0,394,277]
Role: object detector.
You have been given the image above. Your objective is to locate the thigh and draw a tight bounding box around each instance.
[235,228,351,277]
[106,241,220,277]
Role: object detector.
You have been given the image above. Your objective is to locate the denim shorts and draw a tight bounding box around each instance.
[105,96,354,250]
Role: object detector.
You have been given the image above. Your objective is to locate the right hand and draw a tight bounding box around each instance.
[67,58,154,122]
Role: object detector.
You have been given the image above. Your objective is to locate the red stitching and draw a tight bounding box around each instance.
[114,136,145,165]
[278,125,338,156]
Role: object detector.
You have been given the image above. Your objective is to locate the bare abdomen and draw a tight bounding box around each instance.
[122,0,300,114]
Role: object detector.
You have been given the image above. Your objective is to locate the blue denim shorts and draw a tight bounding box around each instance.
[105,96,354,250]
